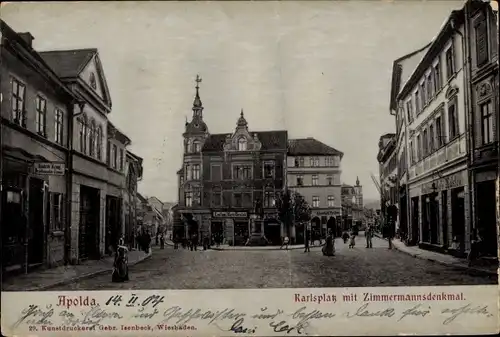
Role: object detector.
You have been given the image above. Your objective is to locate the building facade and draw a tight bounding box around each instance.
[287,138,343,239]
[397,9,472,255]
[175,78,288,246]
[1,23,78,273]
[465,0,499,257]
[124,150,143,247]
[341,181,364,230]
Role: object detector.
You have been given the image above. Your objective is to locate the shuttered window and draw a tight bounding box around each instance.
[475,15,489,66]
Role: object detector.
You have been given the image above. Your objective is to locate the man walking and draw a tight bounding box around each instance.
[365,224,373,248]
[304,229,311,253]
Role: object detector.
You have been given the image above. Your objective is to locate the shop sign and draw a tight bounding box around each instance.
[315,210,337,216]
[422,172,463,194]
[212,211,248,218]
[34,162,65,175]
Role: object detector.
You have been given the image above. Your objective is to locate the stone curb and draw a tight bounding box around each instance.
[374,233,497,276]
[21,252,153,292]
[166,240,323,251]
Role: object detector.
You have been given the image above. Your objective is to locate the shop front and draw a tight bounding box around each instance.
[211,211,248,246]
[473,170,497,257]
[409,169,470,255]
[312,209,341,238]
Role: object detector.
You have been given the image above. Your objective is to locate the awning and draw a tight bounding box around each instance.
[2,145,49,163]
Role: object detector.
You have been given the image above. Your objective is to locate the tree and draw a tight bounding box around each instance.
[275,189,312,236]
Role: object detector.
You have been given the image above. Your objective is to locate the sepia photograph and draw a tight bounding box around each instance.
[1,0,498,298]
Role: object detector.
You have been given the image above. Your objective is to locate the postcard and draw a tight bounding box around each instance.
[1,0,499,336]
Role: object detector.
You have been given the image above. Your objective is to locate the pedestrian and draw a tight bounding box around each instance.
[156,234,159,246]
[304,230,310,253]
[160,233,165,249]
[348,229,356,249]
[342,231,349,244]
[467,229,483,267]
[322,231,335,256]
[174,234,179,250]
[365,225,373,248]
[280,236,290,250]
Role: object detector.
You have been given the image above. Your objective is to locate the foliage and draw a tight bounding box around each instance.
[275,189,312,226]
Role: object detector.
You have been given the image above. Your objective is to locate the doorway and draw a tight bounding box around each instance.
[327,217,336,236]
[411,197,420,245]
[105,196,122,255]
[476,181,496,256]
[28,178,45,266]
[264,220,281,245]
[79,185,100,260]
[441,190,448,247]
[451,187,465,253]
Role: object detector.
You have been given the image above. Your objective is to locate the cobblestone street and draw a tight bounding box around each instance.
[51,236,496,291]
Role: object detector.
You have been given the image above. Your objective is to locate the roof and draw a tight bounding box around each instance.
[126,150,143,163]
[389,43,431,111]
[108,121,131,145]
[39,48,97,78]
[137,193,148,204]
[397,8,465,100]
[202,130,288,152]
[287,138,343,157]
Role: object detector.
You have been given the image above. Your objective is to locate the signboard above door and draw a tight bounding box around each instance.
[33,162,65,176]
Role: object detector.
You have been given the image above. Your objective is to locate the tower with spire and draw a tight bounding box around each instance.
[354,176,363,208]
[183,74,209,154]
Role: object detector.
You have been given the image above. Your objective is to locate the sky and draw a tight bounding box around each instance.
[2,0,464,204]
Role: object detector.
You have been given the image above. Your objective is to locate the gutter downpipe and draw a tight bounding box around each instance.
[452,10,474,251]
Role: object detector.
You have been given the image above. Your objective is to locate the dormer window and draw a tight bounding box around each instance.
[89,72,97,89]
[238,137,247,151]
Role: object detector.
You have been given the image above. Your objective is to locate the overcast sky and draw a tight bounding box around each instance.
[3,1,463,204]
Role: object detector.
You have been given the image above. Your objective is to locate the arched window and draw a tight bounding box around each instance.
[193,140,201,153]
[238,137,247,151]
[186,139,192,153]
[81,115,88,154]
[96,125,103,160]
[89,119,96,157]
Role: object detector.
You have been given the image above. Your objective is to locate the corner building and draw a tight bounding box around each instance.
[175,78,288,246]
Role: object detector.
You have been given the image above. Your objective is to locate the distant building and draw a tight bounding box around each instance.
[341,182,364,229]
[287,138,343,241]
[124,151,143,247]
[175,77,288,245]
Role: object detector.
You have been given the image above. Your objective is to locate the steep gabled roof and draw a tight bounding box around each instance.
[288,138,343,158]
[137,193,148,204]
[39,48,97,78]
[202,131,288,152]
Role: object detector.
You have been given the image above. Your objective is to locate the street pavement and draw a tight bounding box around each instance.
[51,235,496,290]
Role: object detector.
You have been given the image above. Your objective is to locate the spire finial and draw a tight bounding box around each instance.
[193,74,203,110]
[240,108,244,117]
[195,74,202,90]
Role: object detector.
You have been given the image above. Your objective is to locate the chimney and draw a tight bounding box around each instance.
[18,32,35,48]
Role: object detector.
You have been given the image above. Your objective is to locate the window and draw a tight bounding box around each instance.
[475,17,489,67]
[312,196,320,208]
[192,164,200,180]
[314,158,319,166]
[416,134,422,161]
[309,157,319,167]
[113,144,118,169]
[264,191,275,207]
[211,164,221,181]
[119,149,124,171]
[55,109,64,144]
[233,165,251,180]
[89,120,96,156]
[429,124,435,153]
[327,196,335,207]
[448,102,459,139]
[35,96,47,136]
[96,126,102,160]
[309,157,314,167]
[185,164,191,180]
[325,157,334,166]
[299,157,304,167]
[89,72,97,89]
[445,45,455,80]
[422,129,428,157]
[433,62,442,91]
[480,101,494,144]
[326,175,333,186]
[406,99,413,123]
[238,137,247,151]
[211,189,222,207]
[263,161,275,178]
[409,140,414,164]
[415,91,421,113]
[50,193,63,231]
[106,140,111,165]
[186,140,192,153]
[419,82,426,107]
[185,191,193,207]
[312,175,319,186]
[193,140,201,153]
[435,116,443,147]
[11,78,26,126]
[80,115,88,153]
[427,73,434,99]
[193,188,201,206]
[296,174,304,186]
[242,193,252,207]
[180,176,184,185]
[294,158,299,167]
[233,193,242,207]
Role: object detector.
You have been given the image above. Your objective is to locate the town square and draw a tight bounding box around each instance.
[1,0,498,292]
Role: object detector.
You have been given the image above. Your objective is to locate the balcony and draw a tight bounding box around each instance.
[410,133,466,179]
